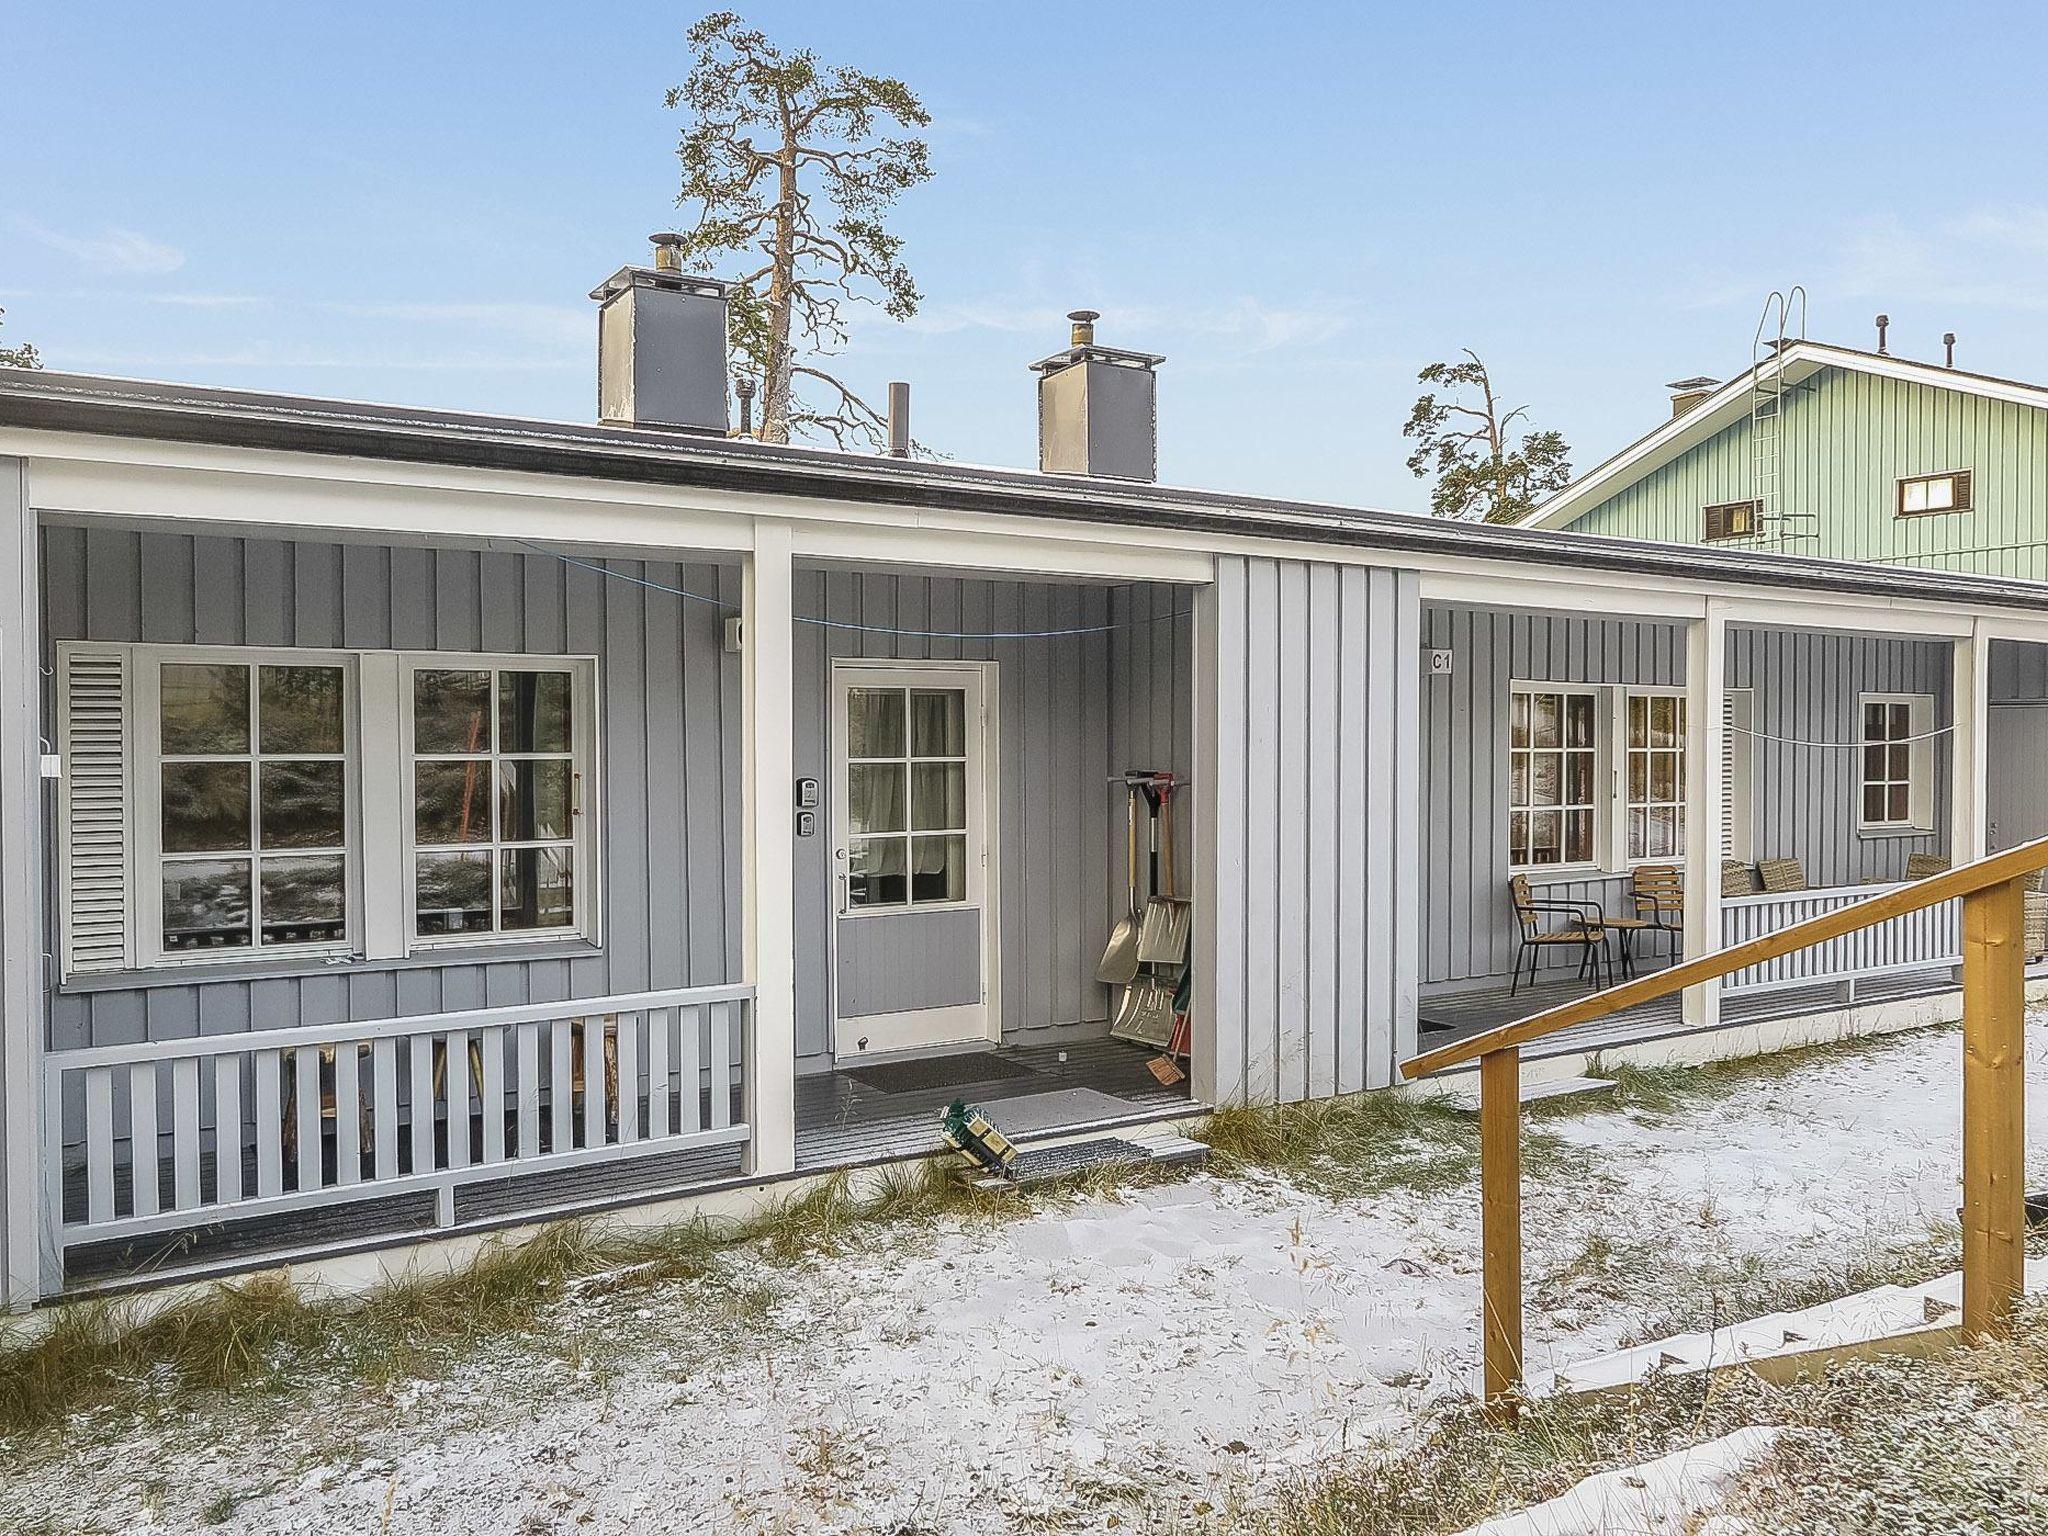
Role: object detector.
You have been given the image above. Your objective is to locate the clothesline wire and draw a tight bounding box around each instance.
[1728,722,1957,748]
[520,543,1190,642]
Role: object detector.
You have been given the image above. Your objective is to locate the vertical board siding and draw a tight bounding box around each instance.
[1210,556,1418,1105]
[1421,602,1954,989]
[790,574,1193,1064]
[42,528,743,1051]
[1572,366,2048,580]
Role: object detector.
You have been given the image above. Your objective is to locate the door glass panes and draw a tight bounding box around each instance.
[413,667,580,937]
[846,684,972,908]
[1509,689,1597,867]
[157,659,348,953]
[1626,694,1686,860]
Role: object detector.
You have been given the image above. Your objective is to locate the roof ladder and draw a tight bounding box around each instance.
[1749,288,1815,550]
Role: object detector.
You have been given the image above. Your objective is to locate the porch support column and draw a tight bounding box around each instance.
[741,520,797,1176]
[0,459,49,1309]
[1191,561,1245,1107]
[1951,621,1990,865]
[1681,603,1727,1031]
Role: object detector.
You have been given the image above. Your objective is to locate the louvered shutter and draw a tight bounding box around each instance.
[58,647,132,974]
[1721,689,1753,863]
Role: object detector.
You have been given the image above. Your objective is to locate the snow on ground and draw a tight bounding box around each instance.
[6,1021,2046,1536]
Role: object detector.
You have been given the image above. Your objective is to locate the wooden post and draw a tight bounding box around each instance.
[1480,1046,1523,1405]
[1961,874,2027,1341]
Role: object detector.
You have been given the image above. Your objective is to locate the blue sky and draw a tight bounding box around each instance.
[5,2,2045,508]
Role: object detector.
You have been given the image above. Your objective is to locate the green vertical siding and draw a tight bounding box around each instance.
[1571,367,2048,578]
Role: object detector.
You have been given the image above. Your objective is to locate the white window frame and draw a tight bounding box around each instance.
[1621,686,1687,866]
[398,653,601,952]
[132,645,361,970]
[1859,691,1935,833]
[1507,683,1606,873]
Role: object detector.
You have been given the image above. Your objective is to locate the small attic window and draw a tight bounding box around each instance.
[1703,499,1761,542]
[1898,470,1973,516]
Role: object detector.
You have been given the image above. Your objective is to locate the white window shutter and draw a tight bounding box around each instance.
[59,646,133,975]
[1721,689,1754,863]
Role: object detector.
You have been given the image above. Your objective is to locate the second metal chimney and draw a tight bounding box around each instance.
[590,233,732,434]
[1030,310,1165,482]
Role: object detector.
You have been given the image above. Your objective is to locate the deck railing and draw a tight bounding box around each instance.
[1404,839,2046,1408]
[1722,883,1960,993]
[43,984,753,1263]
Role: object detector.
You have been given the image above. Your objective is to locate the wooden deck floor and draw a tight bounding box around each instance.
[1415,965,1962,1068]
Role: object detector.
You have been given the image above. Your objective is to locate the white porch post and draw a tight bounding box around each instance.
[1952,620,1990,865]
[0,459,49,1308]
[1681,603,1727,1031]
[741,520,797,1176]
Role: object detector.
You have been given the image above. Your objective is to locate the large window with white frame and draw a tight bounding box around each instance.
[1624,691,1686,862]
[1859,692,1934,831]
[57,642,599,978]
[1508,687,1599,868]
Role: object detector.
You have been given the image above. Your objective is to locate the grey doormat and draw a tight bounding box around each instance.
[965,1087,1152,1139]
[842,1050,1044,1095]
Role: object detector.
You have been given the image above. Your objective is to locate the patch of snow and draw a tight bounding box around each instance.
[1452,1426,1785,1536]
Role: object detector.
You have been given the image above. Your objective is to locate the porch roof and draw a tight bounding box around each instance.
[7,366,2048,615]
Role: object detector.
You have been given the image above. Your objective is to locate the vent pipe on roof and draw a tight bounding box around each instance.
[1944,331,1957,368]
[1031,310,1165,482]
[590,234,731,435]
[1667,376,1720,419]
[1875,313,1890,356]
[886,381,911,457]
[733,374,756,438]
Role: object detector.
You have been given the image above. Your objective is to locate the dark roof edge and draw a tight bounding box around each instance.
[4,369,2048,615]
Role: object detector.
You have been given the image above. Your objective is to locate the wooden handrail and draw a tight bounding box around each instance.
[1402,834,2048,1080]
[1412,834,2047,1410]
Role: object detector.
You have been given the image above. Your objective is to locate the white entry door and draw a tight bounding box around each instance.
[1987,704,2048,852]
[830,662,996,1056]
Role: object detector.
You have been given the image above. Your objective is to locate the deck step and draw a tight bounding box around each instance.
[960,1127,1210,1191]
[1437,1075,1617,1112]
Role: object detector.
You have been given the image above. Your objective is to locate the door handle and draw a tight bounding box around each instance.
[837,870,850,915]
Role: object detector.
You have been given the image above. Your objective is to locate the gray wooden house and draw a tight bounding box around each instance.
[5,252,2048,1309]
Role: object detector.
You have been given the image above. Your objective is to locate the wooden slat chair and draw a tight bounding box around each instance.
[1507,874,1612,995]
[1756,857,1807,894]
[1618,863,1685,970]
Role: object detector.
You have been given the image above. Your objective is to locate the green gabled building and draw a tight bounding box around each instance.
[1525,339,2048,580]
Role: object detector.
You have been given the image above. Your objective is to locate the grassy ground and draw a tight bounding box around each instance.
[1216,1296,2048,1536]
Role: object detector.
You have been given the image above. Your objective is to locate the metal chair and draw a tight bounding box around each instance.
[1508,874,1612,995]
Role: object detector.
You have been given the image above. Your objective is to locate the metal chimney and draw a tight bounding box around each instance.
[589,234,731,434]
[1944,331,1957,368]
[1030,310,1165,482]
[887,381,911,457]
[1875,314,1890,356]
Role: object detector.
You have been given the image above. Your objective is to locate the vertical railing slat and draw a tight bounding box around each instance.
[127,1061,159,1219]
[616,1011,640,1144]
[214,1056,243,1206]
[294,1047,322,1193]
[481,1025,506,1165]
[582,1018,608,1149]
[171,1058,201,1211]
[372,1037,399,1181]
[709,1001,733,1131]
[85,1067,115,1225]
[516,1021,540,1161]
[445,1030,471,1172]
[333,1042,361,1187]
[676,1003,702,1134]
[409,1036,436,1176]
[551,1019,574,1153]
[646,1006,671,1140]
[255,1049,283,1198]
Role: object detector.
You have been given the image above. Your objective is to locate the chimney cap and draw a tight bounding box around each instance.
[1666,376,1721,393]
[589,265,730,304]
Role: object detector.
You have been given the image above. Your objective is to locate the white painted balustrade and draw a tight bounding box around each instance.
[43,985,752,1254]
[1721,883,1960,993]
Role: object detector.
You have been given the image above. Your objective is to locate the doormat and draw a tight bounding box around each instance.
[842,1051,1045,1096]
[965,1087,1157,1139]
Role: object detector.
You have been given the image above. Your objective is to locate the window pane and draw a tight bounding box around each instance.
[1903,479,1927,512]
[1530,753,1559,806]
[912,833,966,903]
[848,836,907,906]
[846,688,905,759]
[910,690,966,757]
[260,761,346,849]
[1864,702,1887,740]
[1564,810,1593,864]
[1648,805,1677,859]
[847,763,906,835]
[1566,696,1595,748]
[1650,751,1677,803]
[1531,693,1560,749]
[1864,784,1889,824]
[1888,784,1911,823]
[416,850,492,935]
[415,761,493,844]
[498,670,573,754]
[1889,703,1910,738]
[161,761,251,853]
[1565,752,1593,806]
[259,666,344,754]
[1889,744,1912,782]
[1863,744,1888,782]
[1510,691,1530,748]
[1529,810,1562,864]
[414,669,492,754]
[260,855,346,939]
[161,663,249,755]
[1628,807,1648,860]
[1628,696,1646,746]
[1926,477,1954,510]
[1509,755,1529,806]
[911,762,966,831]
[1628,754,1648,802]
[500,845,574,931]
[498,760,574,842]
[1509,810,1528,861]
[162,858,252,951]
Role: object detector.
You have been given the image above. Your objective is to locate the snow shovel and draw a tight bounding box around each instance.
[1096,784,1143,985]
[1136,780,1192,966]
[1111,973,1178,1047]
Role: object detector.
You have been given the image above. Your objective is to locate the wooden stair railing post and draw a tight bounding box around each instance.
[1480,1045,1523,1406]
[1961,873,2027,1341]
